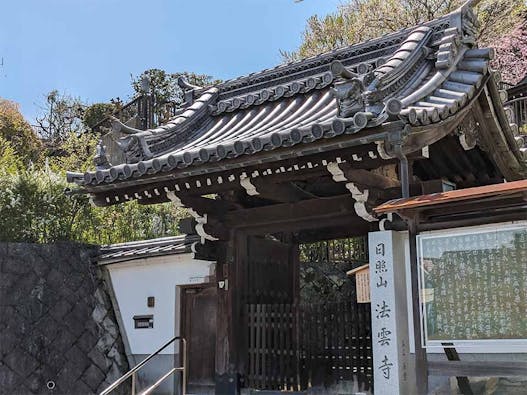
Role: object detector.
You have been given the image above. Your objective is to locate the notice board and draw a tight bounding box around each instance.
[418,225,527,344]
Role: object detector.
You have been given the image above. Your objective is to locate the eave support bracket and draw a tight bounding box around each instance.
[166,189,219,243]
[326,162,378,222]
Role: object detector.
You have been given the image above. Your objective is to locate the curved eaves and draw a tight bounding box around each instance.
[398,48,494,126]
[76,89,355,186]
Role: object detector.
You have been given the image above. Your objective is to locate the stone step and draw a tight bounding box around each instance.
[187,383,215,395]
[246,391,306,395]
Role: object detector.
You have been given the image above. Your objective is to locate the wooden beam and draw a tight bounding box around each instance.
[428,361,527,377]
[245,213,368,234]
[408,217,428,394]
[224,194,371,229]
[178,195,240,216]
[442,343,473,395]
[338,164,400,189]
[419,210,527,231]
[295,223,372,243]
[250,179,307,203]
[91,143,434,207]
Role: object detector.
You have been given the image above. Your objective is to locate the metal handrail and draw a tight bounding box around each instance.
[99,336,187,395]
[505,96,527,129]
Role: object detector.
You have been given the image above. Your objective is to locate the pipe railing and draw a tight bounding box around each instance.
[505,96,527,129]
[99,336,187,395]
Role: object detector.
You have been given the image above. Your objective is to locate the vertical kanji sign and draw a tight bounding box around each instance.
[368,231,410,394]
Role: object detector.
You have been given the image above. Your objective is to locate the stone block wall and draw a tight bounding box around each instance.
[0,242,129,395]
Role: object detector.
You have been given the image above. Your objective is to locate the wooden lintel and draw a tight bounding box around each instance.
[346,263,370,276]
[245,213,367,234]
[224,194,372,231]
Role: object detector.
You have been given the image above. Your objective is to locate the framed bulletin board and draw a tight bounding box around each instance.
[417,224,527,347]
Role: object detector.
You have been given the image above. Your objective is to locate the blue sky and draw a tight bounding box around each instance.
[0,0,341,123]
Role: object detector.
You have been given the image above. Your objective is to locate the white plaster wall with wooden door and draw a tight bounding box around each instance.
[104,253,214,394]
[105,253,214,356]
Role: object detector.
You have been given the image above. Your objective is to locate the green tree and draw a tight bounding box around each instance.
[0,169,90,242]
[0,96,189,244]
[0,164,187,244]
[0,136,23,174]
[47,131,99,173]
[284,0,526,61]
[0,99,42,165]
[82,102,117,130]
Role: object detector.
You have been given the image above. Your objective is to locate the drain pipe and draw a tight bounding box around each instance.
[394,142,410,198]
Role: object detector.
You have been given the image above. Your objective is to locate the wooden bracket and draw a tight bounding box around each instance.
[166,189,220,242]
[326,162,380,222]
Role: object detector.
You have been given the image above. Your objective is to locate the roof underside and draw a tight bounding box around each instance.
[67,3,526,206]
[375,179,527,214]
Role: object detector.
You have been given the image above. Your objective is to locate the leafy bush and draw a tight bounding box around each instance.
[0,100,42,164]
[0,166,185,244]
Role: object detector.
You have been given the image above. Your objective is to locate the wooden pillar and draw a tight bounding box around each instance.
[290,242,300,304]
[215,229,250,394]
[234,232,248,379]
[408,218,428,394]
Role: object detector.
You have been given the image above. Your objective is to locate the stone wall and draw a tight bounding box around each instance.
[0,242,129,395]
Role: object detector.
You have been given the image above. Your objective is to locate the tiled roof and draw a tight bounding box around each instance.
[98,235,200,264]
[66,3,525,191]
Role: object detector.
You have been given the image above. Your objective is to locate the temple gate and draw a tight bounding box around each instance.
[67,2,526,393]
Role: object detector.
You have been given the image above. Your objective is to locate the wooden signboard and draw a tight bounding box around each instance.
[347,264,371,303]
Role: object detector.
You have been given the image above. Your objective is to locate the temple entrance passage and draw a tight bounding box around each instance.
[245,236,297,304]
[244,237,373,392]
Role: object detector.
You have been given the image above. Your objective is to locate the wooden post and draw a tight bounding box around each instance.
[215,231,242,395]
[408,218,428,394]
[442,343,473,395]
[235,232,248,379]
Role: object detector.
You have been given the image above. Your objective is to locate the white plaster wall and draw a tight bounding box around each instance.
[106,253,213,355]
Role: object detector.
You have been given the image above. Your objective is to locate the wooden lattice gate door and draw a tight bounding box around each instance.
[244,236,299,390]
[246,301,373,392]
[298,301,373,391]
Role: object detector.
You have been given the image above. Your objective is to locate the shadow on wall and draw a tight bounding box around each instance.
[0,242,129,395]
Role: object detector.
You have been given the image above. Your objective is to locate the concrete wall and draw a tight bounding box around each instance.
[0,242,129,395]
[104,253,214,394]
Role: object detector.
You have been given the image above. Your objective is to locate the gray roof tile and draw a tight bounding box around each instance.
[67,5,524,191]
